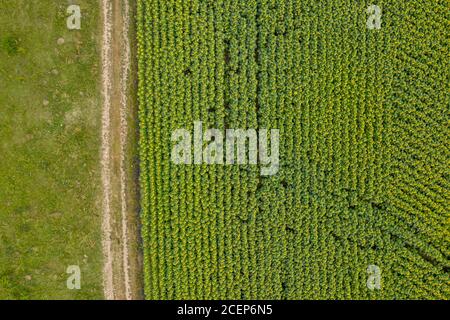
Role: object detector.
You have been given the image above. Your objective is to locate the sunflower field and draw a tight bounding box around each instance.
[137,0,449,299]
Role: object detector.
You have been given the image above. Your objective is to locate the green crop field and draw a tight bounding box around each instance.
[137,0,449,300]
[0,1,103,299]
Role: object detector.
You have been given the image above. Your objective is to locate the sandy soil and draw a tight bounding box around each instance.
[119,0,132,300]
[100,0,141,300]
[100,0,114,300]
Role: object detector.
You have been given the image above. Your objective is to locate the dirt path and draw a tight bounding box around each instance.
[100,0,142,300]
[100,0,114,300]
[118,0,132,300]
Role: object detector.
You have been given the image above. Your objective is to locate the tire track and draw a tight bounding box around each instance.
[100,0,114,301]
[119,0,132,300]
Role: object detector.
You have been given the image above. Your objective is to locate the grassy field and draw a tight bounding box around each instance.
[0,1,103,299]
[137,0,449,299]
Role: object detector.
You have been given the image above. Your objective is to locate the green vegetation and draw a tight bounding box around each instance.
[0,1,103,299]
[137,0,449,299]
[2,35,21,56]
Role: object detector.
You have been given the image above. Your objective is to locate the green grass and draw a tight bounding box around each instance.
[137,0,449,299]
[0,0,103,299]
